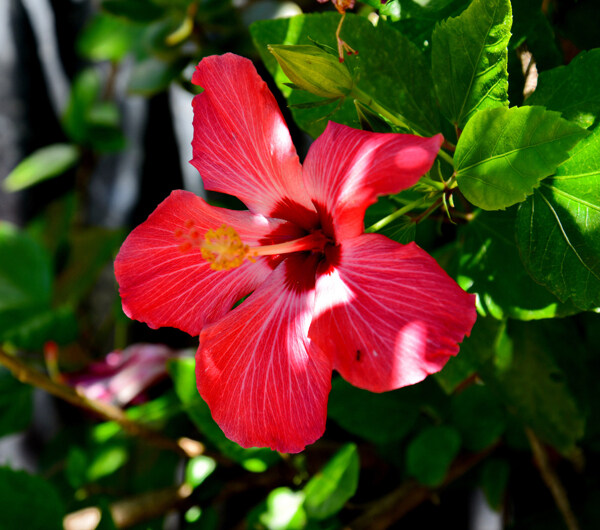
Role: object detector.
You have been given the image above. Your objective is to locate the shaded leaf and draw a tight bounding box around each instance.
[102,0,166,23]
[128,57,188,95]
[0,467,64,530]
[0,369,32,437]
[3,144,79,192]
[78,13,141,61]
[455,106,588,210]
[516,127,600,310]
[526,49,600,130]
[451,384,506,451]
[456,209,578,319]
[328,378,419,444]
[303,443,359,520]
[480,458,510,510]
[432,0,511,128]
[406,425,461,487]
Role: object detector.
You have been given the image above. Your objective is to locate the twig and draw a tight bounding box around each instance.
[64,483,194,529]
[525,428,580,530]
[0,348,204,459]
[348,445,496,530]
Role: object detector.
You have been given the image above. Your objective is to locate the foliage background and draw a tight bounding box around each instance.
[0,0,599,529]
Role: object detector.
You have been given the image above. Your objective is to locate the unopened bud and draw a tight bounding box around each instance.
[268,45,353,99]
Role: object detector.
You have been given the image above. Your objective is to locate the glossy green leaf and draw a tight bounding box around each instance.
[526,49,600,130]
[303,443,359,520]
[185,456,216,488]
[406,425,461,487]
[432,0,511,128]
[516,127,600,310]
[0,369,32,437]
[455,106,588,210]
[0,468,64,529]
[328,378,419,444]
[251,13,439,137]
[168,358,279,468]
[3,144,79,192]
[456,209,578,319]
[451,384,506,451]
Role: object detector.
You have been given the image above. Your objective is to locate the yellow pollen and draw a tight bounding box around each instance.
[200,225,250,271]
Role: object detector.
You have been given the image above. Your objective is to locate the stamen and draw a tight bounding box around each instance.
[175,223,330,271]
[201,225,250,271]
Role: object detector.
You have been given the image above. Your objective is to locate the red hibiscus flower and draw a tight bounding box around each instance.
[115,53,476,453]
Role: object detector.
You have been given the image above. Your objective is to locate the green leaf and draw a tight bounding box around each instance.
[168,358,279,468]
[55,227,123,305]
[465,319,586,454]
[479,458,510,510]
[77,13,141,61]
[451,384,506,451]
[406,425,461,487]
[0,223,52,335]
[510,0,562,72]
[254,488,307,530]
[526,49,600,130]
[128,57,187,95]
[0,468,64,529]
[455,106,589,210]
[3,144,79,192]
[0,369,32,436]
[251,13,440,137]
[303,443,359,520]
[328,378,420,444]
[456,209,578,319]
[63,69,102,144]
[185,455,216,488]
[432,0,512,128]
[102,0,166,23]
[516,127,600,310]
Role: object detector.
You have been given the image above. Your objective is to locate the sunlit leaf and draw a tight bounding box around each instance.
[432,0,511,128]
[303,443,359,520]
[455,106,588,210]
[3,144,79,192]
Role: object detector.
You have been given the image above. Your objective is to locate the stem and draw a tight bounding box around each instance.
[437,148,454,167]
[0,348,205,459]
[526,429,581,530]
[365,195,429,233]
[419,176,445,191]
[351,87,454,167]
[351,87,420,134]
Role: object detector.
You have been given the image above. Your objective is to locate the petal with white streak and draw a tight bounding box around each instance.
[309,234,477,392]
[196,254,332,453]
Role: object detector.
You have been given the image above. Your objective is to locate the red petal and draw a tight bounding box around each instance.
[196,254,332,453]
[303,122,443,239]
[309,235,476,392]
[191,54,318,229]
[115,190,302,336]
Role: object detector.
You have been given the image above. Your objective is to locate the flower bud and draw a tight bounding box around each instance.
[268,44,353,99]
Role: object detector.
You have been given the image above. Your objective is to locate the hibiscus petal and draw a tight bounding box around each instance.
[191,54,318,229]
[115,190,302,336]
[196,254,332,453]
[303,122,443,239]
[309,234,476,392]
